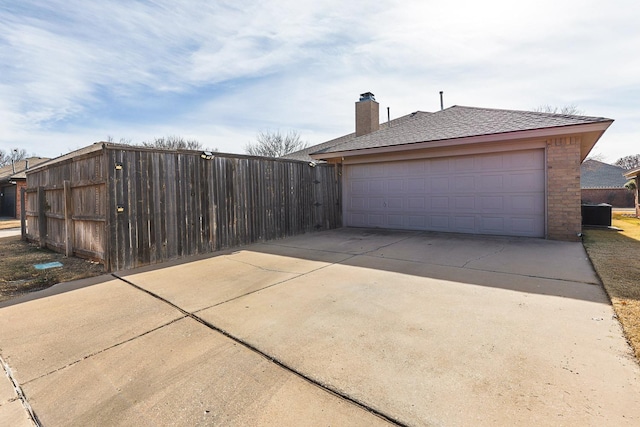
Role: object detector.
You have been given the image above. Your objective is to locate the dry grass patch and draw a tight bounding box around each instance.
[583,213,640,360]
[0,236,105,302]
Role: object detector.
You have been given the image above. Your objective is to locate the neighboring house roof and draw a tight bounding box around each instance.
[0,157,51,183]
[581,159,629,189]
[31,141,222,172]
[28,142,107,172]
[303,105,612,161]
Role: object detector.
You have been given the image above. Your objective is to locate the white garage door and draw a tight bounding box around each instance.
[345,149,545,237]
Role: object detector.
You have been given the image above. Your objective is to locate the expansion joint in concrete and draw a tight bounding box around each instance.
[461,245,506,268]
[22,317,186,386]
[192,254,360,314]
[1,354,41,426]
[112,273,408,427]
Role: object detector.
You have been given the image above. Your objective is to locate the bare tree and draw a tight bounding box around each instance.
[106,135,132,145]
[141,135,204,150]
[245,130,308,157]
[615,154,640,170]
[533,104,584,115]
[106,135,216,152]
[0,148,27,167]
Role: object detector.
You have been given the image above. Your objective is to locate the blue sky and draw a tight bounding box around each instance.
[1,0,639,162]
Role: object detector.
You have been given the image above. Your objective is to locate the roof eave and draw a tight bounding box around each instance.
[311,121,614,161]
[624,167,640,178]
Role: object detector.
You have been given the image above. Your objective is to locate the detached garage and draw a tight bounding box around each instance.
[287,92,613,241]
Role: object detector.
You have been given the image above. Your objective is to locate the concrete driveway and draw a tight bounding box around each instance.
[0,228,21,239]
[1,229,639,426]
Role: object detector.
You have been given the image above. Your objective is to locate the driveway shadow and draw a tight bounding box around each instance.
[251,228,608,304]
[0,227,609,308]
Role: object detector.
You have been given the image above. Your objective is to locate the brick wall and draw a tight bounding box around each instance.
[15,181,26,219]
[581,188,634,208]
[547,137,582,241]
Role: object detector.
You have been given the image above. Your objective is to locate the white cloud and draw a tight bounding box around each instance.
[0,0,639,160]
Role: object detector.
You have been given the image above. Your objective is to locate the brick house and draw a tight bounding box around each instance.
[0,157,50,218]
[286,92,613,241]
[580,159,634,208]
[624,167,640,217]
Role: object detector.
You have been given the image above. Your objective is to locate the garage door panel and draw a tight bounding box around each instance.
[369,197,385,209]
[454,157,475,171]
[369,179,384,193]
[454,176,475,192]
[454,196,475,210]
[510,195,541,213]
[368,164,386,178]
[481,217,505,233]
[345,150,545,237]
[430,196,449,210]
[350,197,366,209]
[431,158,450,173]
[407,215,426,227]
[480,175,504,191]
[388,215,403,227]
[453,216,476,232]
[407,160,427,174]
[350,165,367,178]
[509,150,544,169]
[408,197,425,209]
[368,214,385,226]
[508,172,544,191]
[431,177,449,192]
[430,215,449,229]
[481,154,504,170]
[349,213,366,226]
[481,196,504,212]
[351,181,368,194]
[511,217,538,235]
[387,198,403,209]
[407,178,426,191]
[387,179,404,192]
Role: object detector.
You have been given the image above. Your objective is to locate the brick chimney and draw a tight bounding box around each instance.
[355,92,379,137]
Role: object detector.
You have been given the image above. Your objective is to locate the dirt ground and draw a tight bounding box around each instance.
[583,213,640,360]
[0,236,104,303]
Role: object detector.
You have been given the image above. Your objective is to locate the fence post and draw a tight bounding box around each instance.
[64,180,73,256]
[20,187,26,240]
[37,186,46,248]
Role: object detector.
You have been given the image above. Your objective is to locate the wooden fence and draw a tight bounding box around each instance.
[25,149,107,260]
[26,144,342,271]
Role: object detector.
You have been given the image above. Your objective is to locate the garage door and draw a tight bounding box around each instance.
[344,149,545,237]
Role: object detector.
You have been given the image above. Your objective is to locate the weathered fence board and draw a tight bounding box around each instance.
[26,144,342,271]
[26,150,108,259]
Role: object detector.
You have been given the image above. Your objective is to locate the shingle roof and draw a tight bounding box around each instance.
[310,105,612,157]
[0,157,51,182]
[283,111,432,162]
[28,142,107,172]
[580,159,628,189]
